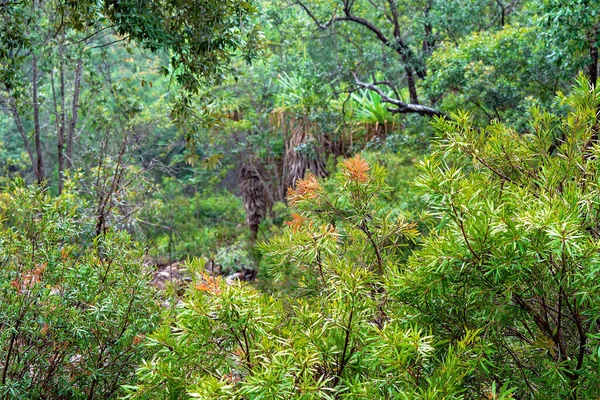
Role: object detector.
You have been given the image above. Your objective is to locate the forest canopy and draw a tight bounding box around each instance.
[1,0,600,399]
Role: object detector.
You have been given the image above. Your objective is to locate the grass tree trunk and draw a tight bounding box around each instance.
[240,162,267,242]
[283,117,327,195]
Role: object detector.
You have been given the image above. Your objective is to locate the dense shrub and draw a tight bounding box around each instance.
[140,181,247,261]
[0,182,159,399]
[128,81,600,399]
[396,78,600,398]
[126,156,500,399]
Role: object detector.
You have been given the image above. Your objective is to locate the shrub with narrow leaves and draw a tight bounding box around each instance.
[395,77,600,398]
[0,182,159,399]
[126,156,492,399]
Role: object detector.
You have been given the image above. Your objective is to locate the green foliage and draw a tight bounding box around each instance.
[1,0,263,93]
[127,156,494,399]
[425,25,571,128]
[2,1,600,397]
[539,0,600,75]
[0,182,160,399]
[215,243,255,274]
[140,180,247,261]
[394,77,600,398]
[361,151,428,219]
[350,90,396,125]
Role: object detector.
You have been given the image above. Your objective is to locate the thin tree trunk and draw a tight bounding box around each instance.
[421,2,434,75]
[589,39,598,88]
[58,38,67,193]
[50,70,61,180]
[405,65,419,104]
[589,30,600,148]
[422,21,434,54]
[95,130,129,236]
[67,58,83,169]
[32,52,44,184]
[7,90,36,173]
[31,0,44,184]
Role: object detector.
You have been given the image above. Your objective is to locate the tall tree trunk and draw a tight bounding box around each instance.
[422,21,434,55]
[58,38,67,193]
[7,90,36,174]
[67,58,84,169]
[405,65,419,104]
[588,29,599,148]
[31,0,44,184]
[32,51,44,184]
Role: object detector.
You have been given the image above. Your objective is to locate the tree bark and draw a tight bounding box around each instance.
[589,38,598,88]
[405,65,419,104]
[239,162,267,243]
[67,57,84,169]
[354,74,443,117]
[32,51,44,184]
[58,37,67,193]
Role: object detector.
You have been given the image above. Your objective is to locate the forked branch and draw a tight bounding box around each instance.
[353,74,444,117]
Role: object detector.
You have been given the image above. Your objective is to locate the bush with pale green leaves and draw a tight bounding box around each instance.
[129,80,600,399]
[126,156,497,399]
[395,77,600,398]
[0,182,159,399]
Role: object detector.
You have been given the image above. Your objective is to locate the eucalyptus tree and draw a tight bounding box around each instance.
[292,0,524,117]
[539,0,600,87]
[0,0,261,187]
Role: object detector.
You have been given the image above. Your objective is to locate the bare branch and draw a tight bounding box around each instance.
[295,0,392,48]
[335,15,390,46]
[353,74,443,117]
[295,1,337,29]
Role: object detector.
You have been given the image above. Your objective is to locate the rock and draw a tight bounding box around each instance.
[225,267,257,285]
[151,262,191,291]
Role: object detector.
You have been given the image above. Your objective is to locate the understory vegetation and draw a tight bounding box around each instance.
[1,0,600,399]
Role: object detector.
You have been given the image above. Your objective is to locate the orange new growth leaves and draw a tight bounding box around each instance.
[285,213,307,232]
[224,371,241,383]
[133,334,146,345]
[287,174,320,205]
[232,347,246,358]
[195,273,222,295]
[61,247,71,260]
[11,262,47,294]
[342,154,370,183]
